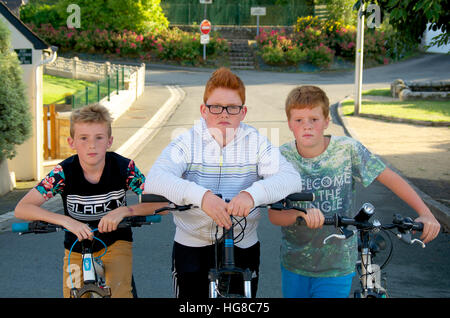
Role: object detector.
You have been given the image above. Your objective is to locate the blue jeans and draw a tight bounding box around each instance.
[281,265,355,298]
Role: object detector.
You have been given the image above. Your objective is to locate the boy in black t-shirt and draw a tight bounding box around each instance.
[15,104,165,297]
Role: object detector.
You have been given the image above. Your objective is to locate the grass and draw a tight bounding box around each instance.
[342,88,450,123]
[341,100,450,122]
[361,88,392,97]
[43,74,94,104]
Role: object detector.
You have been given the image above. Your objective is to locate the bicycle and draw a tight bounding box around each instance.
[294,202,425,298]
[141,192,315,298]
[12,214,162,298]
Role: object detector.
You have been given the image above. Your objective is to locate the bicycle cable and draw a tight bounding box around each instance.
[65,228,107,289]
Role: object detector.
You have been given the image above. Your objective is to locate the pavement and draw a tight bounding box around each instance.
[0,57,449,233]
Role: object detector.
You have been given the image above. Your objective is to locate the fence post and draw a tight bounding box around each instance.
[43,105,49,160]
[50,104,56,159]
[107,75,111,101]
[72,94,75,109]
[97,80,100,103]
[122,67,125,90]
[85,86,89,105]
[72,57,78,79]
[105,61,111,78]
[116,70,119,95]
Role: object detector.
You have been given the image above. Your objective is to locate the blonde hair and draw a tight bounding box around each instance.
[69,104,113,138]
[285,86,330,120]
[203,67,246,104]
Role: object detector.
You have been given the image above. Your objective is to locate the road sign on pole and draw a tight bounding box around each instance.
[200,19,211,35]
[200,19,212,61]
[200,34,210,44]
[251,7,266,37]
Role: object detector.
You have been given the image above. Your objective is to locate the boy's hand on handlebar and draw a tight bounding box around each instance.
[64,218,94,241]
[98,206,128,233]
[298,208,324,229]
[227,191,254,217]
[201,191,232,229]
[415,214,441,244]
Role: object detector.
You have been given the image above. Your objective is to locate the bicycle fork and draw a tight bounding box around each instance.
[357,247,387,298]
[70,243,111,298]
[208,216,252,298]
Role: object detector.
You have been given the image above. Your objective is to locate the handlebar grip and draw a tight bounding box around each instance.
[145,215,162,223]
[287,192,315,202]
[412,222,424,231]
[12,222,30,233]
[140,194,170,203]
[324,217,336,225]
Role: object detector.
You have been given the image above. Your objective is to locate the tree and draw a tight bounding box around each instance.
[0,20,32,161]
[55,0,169,33]
[363,0,449,49]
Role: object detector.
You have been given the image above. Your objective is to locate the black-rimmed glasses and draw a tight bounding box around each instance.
[205,104,243,115]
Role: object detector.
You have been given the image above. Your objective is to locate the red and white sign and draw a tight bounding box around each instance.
[200,19,212,35]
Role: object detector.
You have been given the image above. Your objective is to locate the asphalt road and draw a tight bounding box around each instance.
[1,54,449,298]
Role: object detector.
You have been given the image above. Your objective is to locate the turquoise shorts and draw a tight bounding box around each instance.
[281,265,355,298]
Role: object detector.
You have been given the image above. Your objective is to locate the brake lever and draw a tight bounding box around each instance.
[323,228,356,245]
[396,232,426,248]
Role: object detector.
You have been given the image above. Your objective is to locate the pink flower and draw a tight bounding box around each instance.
[67,32,74,39]
[130,43,137,48]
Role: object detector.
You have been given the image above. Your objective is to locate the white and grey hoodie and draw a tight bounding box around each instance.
[145,118,302,248]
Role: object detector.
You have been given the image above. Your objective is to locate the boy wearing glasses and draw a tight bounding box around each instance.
[145,67,302,298]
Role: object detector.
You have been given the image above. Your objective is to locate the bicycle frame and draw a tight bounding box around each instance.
[355,226,388,298]
[140,192,314,298]
[69,240,111,298]
[208,215,253,298]
[12,215,161,298]
[321,203,425,298]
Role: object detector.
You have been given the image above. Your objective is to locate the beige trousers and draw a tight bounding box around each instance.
[63,240,133,298]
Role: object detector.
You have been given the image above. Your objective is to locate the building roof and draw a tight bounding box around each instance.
[0,1,49,50]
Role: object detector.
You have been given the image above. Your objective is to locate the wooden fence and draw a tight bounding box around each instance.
[43,104,57,160]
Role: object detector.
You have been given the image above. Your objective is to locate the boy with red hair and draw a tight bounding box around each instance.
[145,67,302,298]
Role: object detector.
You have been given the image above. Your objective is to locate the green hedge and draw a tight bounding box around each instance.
[0,20,32,160]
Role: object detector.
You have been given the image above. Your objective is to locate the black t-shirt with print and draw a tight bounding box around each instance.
[36,152,145,253]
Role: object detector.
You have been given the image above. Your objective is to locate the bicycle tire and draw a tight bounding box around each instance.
[70,284,111,298]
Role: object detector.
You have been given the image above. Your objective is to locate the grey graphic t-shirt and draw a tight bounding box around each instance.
[279,136,386,277]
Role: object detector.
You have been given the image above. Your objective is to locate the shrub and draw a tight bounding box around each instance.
[260,43,285,65]
[285,47,307,65]
[306,44,334,68]
[0,20,31,160]
[21,0,169,34]
[29,23,228,64]
[19,3,64,28]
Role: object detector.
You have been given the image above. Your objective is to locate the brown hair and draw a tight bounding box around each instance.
[69,104,113,138]
[285,85,330,120]
[203,67,246,104]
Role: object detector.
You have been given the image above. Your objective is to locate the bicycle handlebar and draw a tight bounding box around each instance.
[140,192,315,213]
[323,212,424,232]
[12,215,161,234]
[320,204,425,247]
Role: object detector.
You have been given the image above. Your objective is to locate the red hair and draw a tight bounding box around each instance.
[203,67,246,104]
